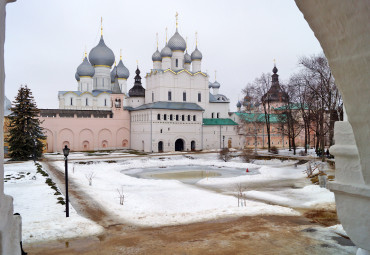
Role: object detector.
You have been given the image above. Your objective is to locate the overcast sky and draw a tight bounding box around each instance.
[4,0,322,111]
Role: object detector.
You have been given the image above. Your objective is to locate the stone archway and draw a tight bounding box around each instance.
[158,141,163,152]
[191,141,196,151]
[295,2,370,254]
[175,139,184,151]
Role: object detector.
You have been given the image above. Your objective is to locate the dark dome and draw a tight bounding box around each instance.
[89,36,115,67]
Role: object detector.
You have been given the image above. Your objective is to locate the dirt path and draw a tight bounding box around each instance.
[41,160,120,227]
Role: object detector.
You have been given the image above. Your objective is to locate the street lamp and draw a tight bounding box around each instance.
[223,136,225,149]
[63,145,70,217]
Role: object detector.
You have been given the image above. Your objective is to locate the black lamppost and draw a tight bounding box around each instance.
[63,145,70,217]
[223,136,225,149]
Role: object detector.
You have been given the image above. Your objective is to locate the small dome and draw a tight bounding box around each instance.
[236,101,242,107]
[184,51,191,64]
[168,30,186,51]
[116,60,130,79]
[213,80,220,88]
[161,43,172,58]
[152,49,162,62]
[273,65,278,74]
[76,57,95,77]
[191,46,202,60]
[208,81,214,88]
[110,65,117,83]
[89,36,115,67]
[75,71,80,81]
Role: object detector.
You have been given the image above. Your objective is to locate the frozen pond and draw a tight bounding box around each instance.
[123,165,259,184]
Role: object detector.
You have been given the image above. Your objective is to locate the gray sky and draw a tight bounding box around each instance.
[4,0,322,111]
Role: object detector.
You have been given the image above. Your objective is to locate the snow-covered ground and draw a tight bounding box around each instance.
[4,161,103,243]
[4,152,340,244]
[49,154,333,227]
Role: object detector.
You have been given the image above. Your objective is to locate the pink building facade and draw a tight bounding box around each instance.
[40,94,130,152]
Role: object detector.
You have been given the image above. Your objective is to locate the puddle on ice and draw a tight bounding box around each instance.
[123,165,259,184]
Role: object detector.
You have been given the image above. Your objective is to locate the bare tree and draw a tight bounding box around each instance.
[235,183,247,207]
[218,148,231,162]
[85,172,96,186]
[117,186,125,205]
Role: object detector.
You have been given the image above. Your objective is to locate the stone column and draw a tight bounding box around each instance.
[295,1,370,254]
[0,1,22,254]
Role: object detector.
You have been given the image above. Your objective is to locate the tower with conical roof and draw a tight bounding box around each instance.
[152,33,162,70]
[168,12,186,71]
[88,18,115,91]
[161,27,172,70]
[191,32,203,72]
[76,52,95,92]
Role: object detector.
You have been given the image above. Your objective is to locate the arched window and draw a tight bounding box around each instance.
[182,115,185,121]
[211,113,214,118]
[164,114,167,121]
[183,92,186,102]
[176,59,178,67]
[152,92,154,102]
[193,115,196,121]
[157,114,161,120]
[187,115,191,121]
[170,114,173,121]
[104,99,107,106]
[70,98,73,106]
[217,112,220,118]
[198,93,201,102]
[168,91,172,101]
[176,115,179,121]
[86,98,88,106]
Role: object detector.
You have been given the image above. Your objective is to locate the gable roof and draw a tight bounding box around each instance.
[129,101,204,111]
[234,112,286,123]
[203,118,238,126]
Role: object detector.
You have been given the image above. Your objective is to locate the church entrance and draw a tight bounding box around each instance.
[191,141,196,151]
[158,141,163,152]
[175,139,184,151]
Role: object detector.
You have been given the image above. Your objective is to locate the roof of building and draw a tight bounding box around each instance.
[209,93,230,103]
[203,118,238,126]
[128,67,145,97]
[58,90,112,97]
[129,101,204,111]
[89,36,115,67]
[168,29,186,51]
[234,112,286,123]
[273,103,308,110]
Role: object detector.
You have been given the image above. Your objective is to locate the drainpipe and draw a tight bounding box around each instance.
[150,108,153,152]
[220,125,222,149]
[201,111,204,150]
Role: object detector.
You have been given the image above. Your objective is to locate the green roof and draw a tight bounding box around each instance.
[273,103,308,111]
[234,112,286,123]
[203,118,238,126]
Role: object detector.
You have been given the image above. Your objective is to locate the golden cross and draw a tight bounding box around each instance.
[175,12,179,28]
[120,49,122,60]
[273,58,276,65]
[195,32,198,46]
[215,70,217,80]
[101,17,103,36]
[136,59,139,66]
[165,27,168,43]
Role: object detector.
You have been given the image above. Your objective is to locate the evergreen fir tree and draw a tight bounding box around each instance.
[8,85,45,160]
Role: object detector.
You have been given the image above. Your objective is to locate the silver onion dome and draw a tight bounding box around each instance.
[110,65,117,83]
[208,81,214,88]
[168,30,186,51]
[236,101,242,107]
[184,51,191,64]
[116,60,130,79]
[161,43,172,58]
[75,71,80,81]
[212,80,220,88]
[152,49,162,62]
[89,36,115,67]
[191,46,203,60]
[76,57,95,77]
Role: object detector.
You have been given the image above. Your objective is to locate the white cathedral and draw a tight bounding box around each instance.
[54,16,243,153]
